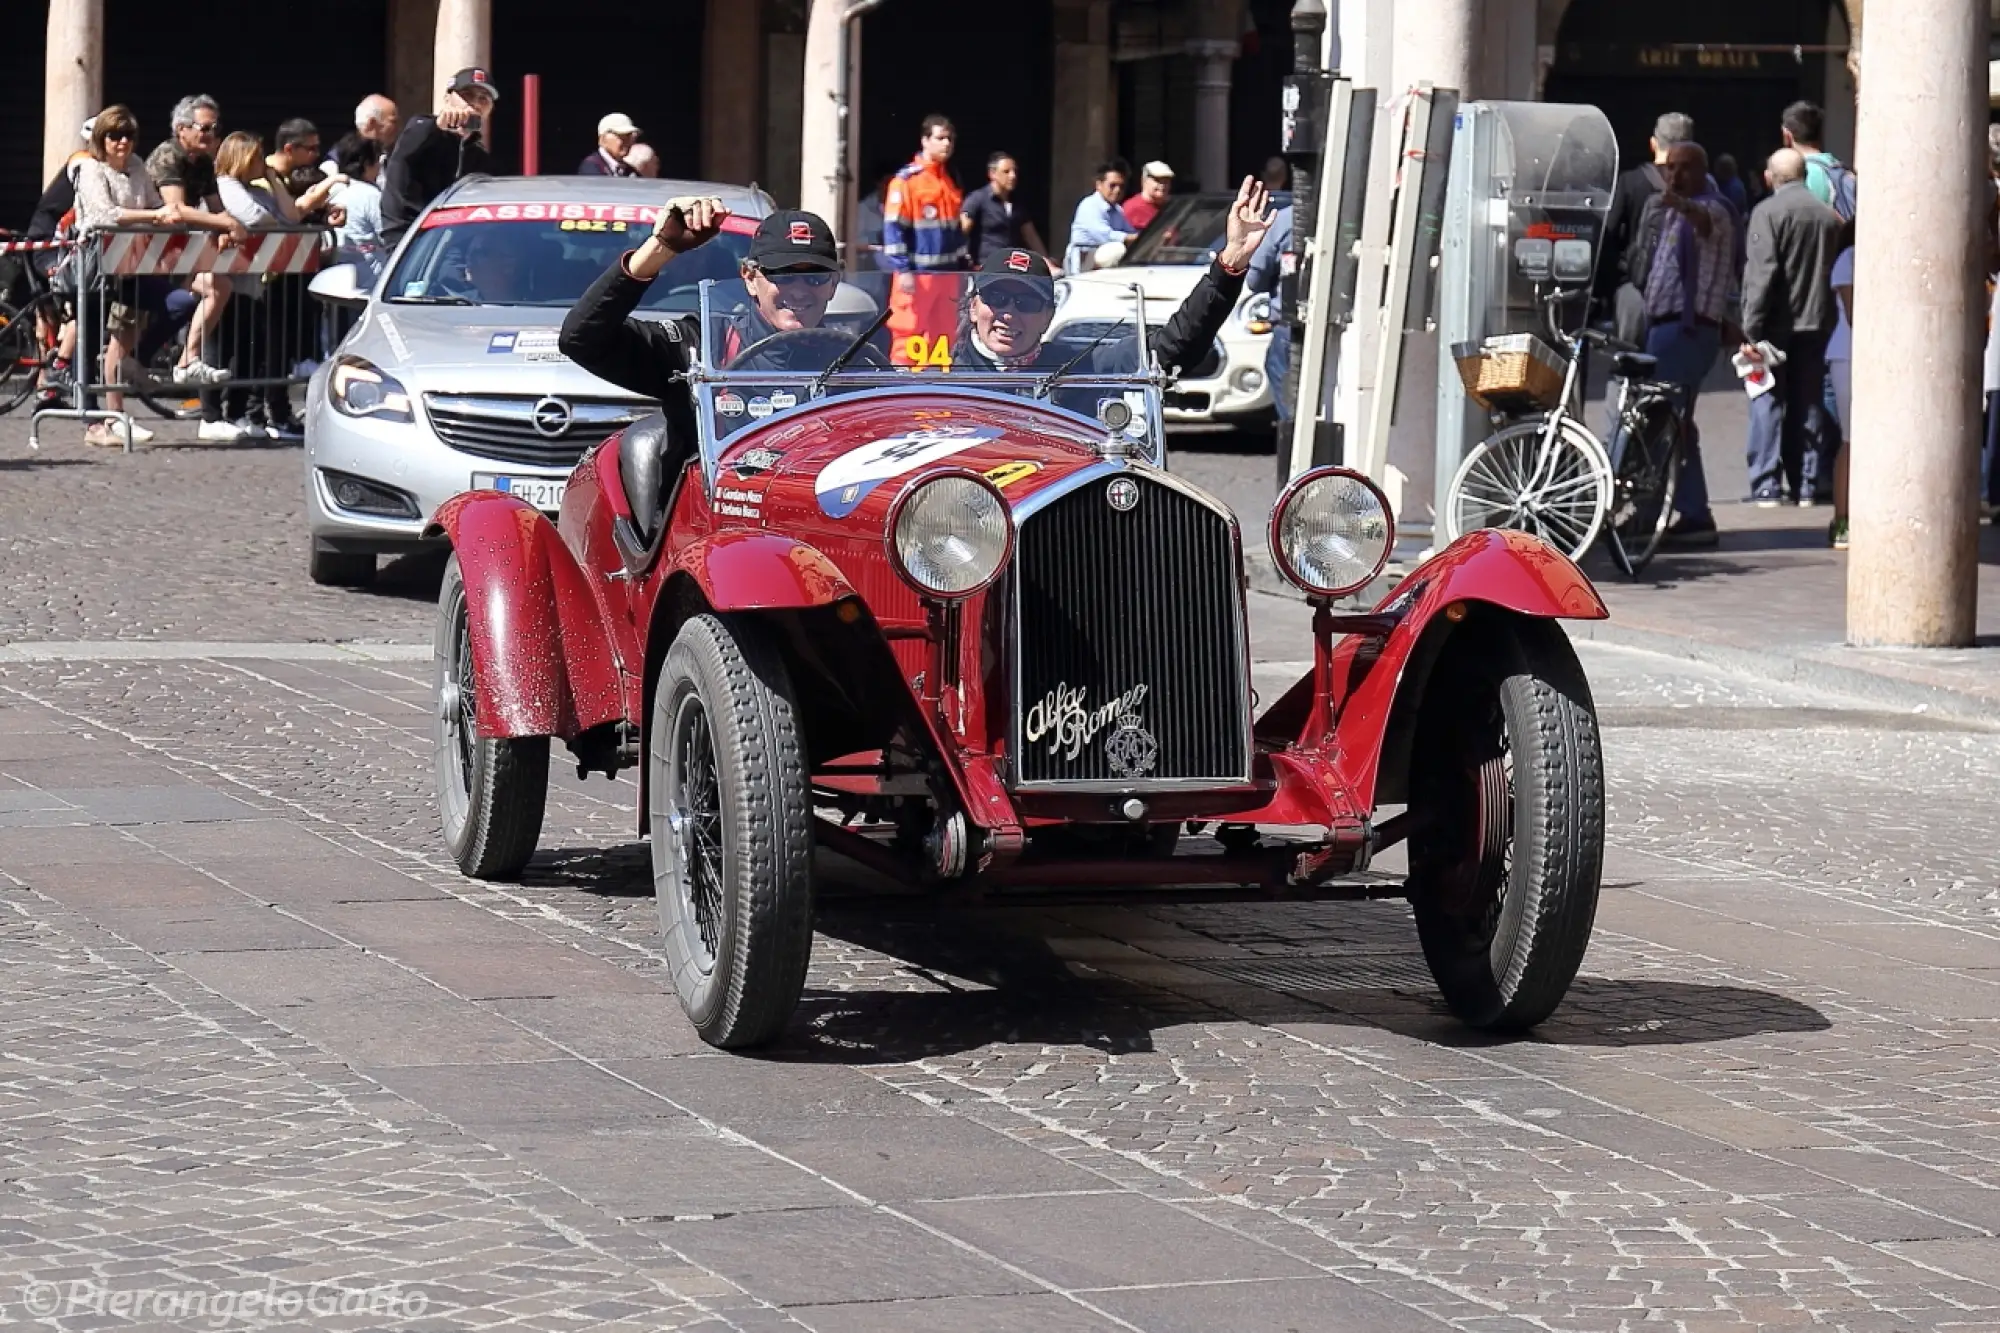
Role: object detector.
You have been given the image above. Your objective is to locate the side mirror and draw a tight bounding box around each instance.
[308,263,369,308]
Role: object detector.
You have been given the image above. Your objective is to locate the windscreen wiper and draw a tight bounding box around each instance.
[810,303,894,399]
[1032,321,1132,398]
[389,294,477,306]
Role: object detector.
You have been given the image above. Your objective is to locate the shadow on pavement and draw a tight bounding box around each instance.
[0,456,96,470]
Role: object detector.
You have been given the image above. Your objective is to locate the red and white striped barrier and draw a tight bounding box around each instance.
[95,228,327,278]
[0,238,72,255]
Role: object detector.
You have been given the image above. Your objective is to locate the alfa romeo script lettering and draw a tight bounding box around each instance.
[1024,683,1150,762]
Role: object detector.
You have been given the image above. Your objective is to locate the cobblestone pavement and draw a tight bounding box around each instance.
[5,415,2000,1330]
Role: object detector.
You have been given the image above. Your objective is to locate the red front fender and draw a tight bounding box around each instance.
[672,531,857,611]
[427,493,625,740]
[1263,530,1605,808]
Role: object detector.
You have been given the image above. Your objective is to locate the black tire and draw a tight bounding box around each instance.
[309,544,376,587]
[1606,391,1683,576]
[1409,621,1604,1031]
[434,554,549,880]
[651,614,815,1050]
[0,299,46,415]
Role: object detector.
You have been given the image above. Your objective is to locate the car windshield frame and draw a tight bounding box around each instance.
[687,273,1168,479]
[380,204,758,313]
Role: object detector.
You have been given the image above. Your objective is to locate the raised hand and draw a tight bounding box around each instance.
[1218,176,1275,270]
[655,196,728,254]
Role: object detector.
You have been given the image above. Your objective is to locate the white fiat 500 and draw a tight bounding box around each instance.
[1050,191,1283,430]
[300,175,775,586]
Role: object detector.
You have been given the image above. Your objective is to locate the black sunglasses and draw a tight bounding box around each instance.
[103,130,135,143]
[981,287,1051,314]
[766,270,835,289]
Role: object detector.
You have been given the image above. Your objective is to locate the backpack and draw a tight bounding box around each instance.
[1811,152,1858,223]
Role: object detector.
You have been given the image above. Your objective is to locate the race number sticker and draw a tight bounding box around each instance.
[814,425,1003,518]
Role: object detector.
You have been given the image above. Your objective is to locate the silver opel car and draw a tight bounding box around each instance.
[301,175,773,585]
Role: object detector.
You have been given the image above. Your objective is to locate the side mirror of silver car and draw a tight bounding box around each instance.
[308,263,370,308]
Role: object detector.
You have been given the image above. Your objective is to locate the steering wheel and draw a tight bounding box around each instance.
[722,326,890,373]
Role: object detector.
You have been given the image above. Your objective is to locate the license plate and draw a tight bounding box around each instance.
[472,473,566,512]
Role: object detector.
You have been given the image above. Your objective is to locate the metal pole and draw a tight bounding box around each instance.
[1846,0,1984,646]
[833,0,885,257]
[520,74,540,175]
[1278,0,1326,469]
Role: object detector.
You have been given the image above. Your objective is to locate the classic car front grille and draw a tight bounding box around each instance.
[1013,472,1250,787]
[424,394,645,468]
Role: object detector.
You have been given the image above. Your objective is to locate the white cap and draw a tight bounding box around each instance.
[1142,160,1174,181]
[597,112,641,137]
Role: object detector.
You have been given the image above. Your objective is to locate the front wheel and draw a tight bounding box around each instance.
[651,614,815,1050]
[309,543,376,587]
[1443,417,1614,562]
[435,554,548,880]
[1605,391,1683,577]
[1409,620,1604,1031]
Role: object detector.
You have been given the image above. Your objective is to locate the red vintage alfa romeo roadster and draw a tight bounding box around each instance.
[428,274,1607,1049]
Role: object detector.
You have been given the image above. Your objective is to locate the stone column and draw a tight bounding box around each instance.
[703,0,763,184]
[389,0,440,124]
[1188,41,1238,192]
[1049,0,1114,247]
[1382,0,1477,533]
[433,0,491,93]
[43,0,102,185]
[1846,0,1983,646]
[799,0,845,232]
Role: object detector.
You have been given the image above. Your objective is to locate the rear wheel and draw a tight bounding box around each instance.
[1606,391,1683,576]
[651,614,815,1050]
[1443,417,1614,561]
[1409,621,1604,1031]
[435,554,548,880]
[309,544,376,587]
[0,298,49,415]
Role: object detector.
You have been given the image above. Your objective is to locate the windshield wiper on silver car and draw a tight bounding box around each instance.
[388,294,478,305]
[809,303,895,399]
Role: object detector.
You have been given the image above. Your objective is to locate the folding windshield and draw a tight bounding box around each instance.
[688,272,1163,462]
[383,204,758,312]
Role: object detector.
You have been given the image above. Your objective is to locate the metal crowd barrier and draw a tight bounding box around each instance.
[32,224,334,452]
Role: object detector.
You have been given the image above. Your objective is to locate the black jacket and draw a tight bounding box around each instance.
[1741,182,1843,342]
[954,258,1247,376]
[379,116,491,245]
[1600,163,1665,298]
[559,259,705,454]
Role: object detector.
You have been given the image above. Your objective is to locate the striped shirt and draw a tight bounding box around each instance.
[881,157,966,272]
[1642,197,1735,327]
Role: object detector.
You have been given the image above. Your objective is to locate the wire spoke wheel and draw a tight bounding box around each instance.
[1444,418,1614,561]
[1606,393,1683,575]
[0,300,47,415]
[665,692,727,972]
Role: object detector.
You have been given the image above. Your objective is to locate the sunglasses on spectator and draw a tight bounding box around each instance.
[766,270,835,289]
[103,130,135,143]
[191,123,218,136]
[980,287,1052,314]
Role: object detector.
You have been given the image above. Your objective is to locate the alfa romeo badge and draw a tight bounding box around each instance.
[1106,477,1140,512]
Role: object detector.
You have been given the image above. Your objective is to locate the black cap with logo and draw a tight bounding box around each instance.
[746,210,841,272]
[447,67,500,100]
[975,247,1056,304]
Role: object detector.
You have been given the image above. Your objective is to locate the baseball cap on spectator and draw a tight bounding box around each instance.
[598,112,640,137]
[447,67,500,100]
[746,210,840,271]
[1142,160,1174,181]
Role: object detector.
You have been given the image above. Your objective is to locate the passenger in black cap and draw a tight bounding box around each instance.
[954,175,1275,378]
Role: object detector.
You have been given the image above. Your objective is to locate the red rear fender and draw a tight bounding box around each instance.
[427,493,625,740]
[1324,530,1605,805]
[674,532,857,611]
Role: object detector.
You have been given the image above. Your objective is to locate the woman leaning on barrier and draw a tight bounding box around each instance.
[212,132,312,438]
[72,104,185,447]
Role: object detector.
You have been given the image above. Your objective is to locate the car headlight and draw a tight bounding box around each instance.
[1239,292,1274,336]
[887,470,1013,600]
[328,356,414,423]
[1270,467,1394,598]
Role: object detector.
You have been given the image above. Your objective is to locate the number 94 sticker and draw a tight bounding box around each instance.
[814,425,1003,518]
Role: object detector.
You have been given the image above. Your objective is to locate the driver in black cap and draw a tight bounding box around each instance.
[954,175,1274,377]
[560,198,849,388]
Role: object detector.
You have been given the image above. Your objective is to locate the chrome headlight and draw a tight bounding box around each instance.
[1270,467,1394,598]
[328,356,414,423]
[887,470,1013,600]
[1238,291,1274,336]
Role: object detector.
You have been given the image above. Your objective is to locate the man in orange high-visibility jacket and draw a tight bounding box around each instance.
[881,113,968,368]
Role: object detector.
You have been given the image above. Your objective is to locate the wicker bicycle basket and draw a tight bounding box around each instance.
[1452,333,1566,411]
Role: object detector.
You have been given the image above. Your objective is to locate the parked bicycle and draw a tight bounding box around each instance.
[1442,285,1686,577]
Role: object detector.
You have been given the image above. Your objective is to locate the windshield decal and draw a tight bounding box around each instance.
[484,329,563,361]
[814,425,1004,518]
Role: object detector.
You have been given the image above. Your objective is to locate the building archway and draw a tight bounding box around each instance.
[1543,0,1855,184]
